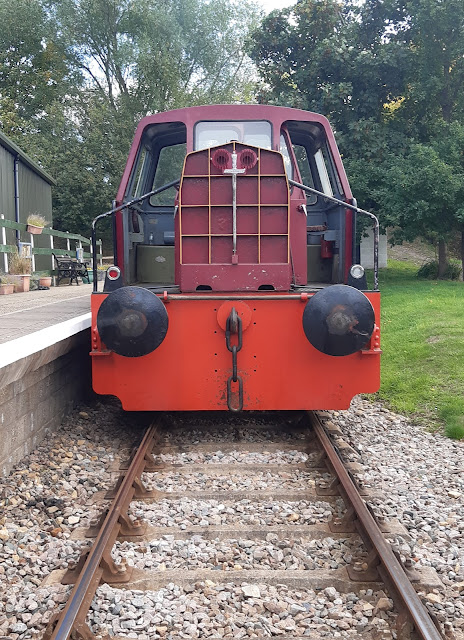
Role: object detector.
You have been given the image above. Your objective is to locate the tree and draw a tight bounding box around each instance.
[249,0,464,277]
[1,0,260,240]
[49,0,259,116]
[396,0,464,132]
[0,0,74,136]
[249,0,408,134]
[376,144,464,276]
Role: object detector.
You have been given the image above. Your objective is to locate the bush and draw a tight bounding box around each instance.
[9,248,31,275]
[26,213,48,227]
[417,260,462,280]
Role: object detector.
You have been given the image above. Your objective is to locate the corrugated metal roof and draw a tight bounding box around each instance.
[0,130,56,185]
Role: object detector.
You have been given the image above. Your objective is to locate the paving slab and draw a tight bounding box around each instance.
[0,284,93,345]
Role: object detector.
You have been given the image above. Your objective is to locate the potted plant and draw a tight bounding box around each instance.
[0,274,14,295]
[26,213,48,235]
[38,275,52,287]
[9,249,32,292]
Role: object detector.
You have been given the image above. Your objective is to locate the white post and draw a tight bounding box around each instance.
[66,232,70,253]
[50,235,54,271]
[99,240,103,266]
[30,234,35,272]
[1,215,8,273]
[50,234,55,286]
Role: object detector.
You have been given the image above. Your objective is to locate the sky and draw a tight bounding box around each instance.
[258,0,295,13]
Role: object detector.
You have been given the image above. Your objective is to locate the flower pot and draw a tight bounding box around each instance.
[0,284,14,295]
[10,274,31,293]
[39,276,52,287]
[27,224,43,235]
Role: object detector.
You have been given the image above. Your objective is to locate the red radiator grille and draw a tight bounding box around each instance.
[176,142,292,292]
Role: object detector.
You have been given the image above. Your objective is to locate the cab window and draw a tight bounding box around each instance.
[279,134,293,179]
[291,143,317,204]
[150,143,186,205]
[195,121,272,150]
[129,146,150,198]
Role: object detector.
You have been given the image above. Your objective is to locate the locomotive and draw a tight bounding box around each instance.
[90,105,381,411]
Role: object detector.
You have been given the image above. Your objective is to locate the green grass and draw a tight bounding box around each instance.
[374,260,464,438]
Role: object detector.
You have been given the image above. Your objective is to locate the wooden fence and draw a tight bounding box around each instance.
[0,215,102,275]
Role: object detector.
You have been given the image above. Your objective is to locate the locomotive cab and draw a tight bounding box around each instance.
[91,105,380,411]
[120,115,349,291]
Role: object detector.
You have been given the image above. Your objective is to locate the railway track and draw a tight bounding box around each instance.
[44,411,447,640]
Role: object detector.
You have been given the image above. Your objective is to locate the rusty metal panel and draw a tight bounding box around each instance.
[0,145,15,220]
[176,143,293,292]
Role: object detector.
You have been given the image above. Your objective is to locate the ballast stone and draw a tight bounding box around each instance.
[241,585,260,598]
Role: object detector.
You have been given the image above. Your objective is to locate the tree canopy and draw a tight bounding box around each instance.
[250,0,464,276]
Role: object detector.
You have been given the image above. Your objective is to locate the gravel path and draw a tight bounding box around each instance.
[0,397,463,639]
[163,425,308,445]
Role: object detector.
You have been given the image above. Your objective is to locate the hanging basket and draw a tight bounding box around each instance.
[27,224,43,235]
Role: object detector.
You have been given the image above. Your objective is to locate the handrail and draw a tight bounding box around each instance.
[91,179,180,292]
[288,179,380,291]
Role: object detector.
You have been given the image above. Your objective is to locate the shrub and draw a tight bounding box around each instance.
[26,213,48,227]
[9,248,31,274]
[417,260,462,280]
[0,273,15,284]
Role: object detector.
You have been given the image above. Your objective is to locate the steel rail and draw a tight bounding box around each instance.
[309,412,443,640]
[47,422,159,640]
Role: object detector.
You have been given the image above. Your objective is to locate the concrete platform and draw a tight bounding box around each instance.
[0,283,95,476]
[0,283,92,344]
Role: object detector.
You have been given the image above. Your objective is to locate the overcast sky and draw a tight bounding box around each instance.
[258,0,295,14]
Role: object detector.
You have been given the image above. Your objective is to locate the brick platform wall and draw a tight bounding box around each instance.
[0,330,91,476]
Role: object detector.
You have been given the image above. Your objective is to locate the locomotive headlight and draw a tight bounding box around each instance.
[97,286,168,357]
[302,285,375,356]
[107,266,121,280]
[350,264,365,279]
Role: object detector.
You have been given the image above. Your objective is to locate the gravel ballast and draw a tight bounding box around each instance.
[0,397,463,639]
[143,470,318,492]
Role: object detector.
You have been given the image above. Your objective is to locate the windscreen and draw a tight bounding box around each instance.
[195,121,272,150]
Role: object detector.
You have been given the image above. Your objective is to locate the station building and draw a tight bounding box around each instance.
[0,131,56,271]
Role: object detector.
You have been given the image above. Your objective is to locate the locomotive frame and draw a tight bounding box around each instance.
[90,105,381,412]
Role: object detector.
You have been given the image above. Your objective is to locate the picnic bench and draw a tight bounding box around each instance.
[53,254,90,286]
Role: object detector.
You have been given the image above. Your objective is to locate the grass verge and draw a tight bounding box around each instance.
[374,260,464,438]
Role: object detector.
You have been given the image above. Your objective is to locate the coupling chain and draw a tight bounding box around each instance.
[225,307,243,411]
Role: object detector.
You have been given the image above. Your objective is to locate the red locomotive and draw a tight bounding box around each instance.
[90,105,381,411]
